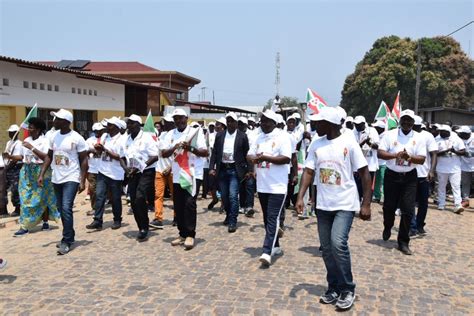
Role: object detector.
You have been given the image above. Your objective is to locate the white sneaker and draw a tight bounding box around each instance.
[271,247,283,256]
[259,253,271,266]
[438,206,445,211]
[395,209,401,216]
[454,206,464,214]
[238,208,245,214]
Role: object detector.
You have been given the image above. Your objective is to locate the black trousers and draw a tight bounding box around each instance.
[173,179,201,239]
[383,169,417,246]
[129,169,155,231]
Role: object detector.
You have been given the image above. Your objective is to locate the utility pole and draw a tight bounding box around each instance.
[201,87,207,101]
[275,52,280,97]
[414,41,422,114]
[212,90,215,105]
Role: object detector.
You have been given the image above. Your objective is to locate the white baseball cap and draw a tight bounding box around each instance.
[248,117,255,123]
[125,114,143,125]
[238,117,248,125]
[172,108,188,117]
[7,124,20,132]
[400,109,415,120]
[286,115,296,122]
[336,106,347,120]
[371,120,386,129]
[414,115,423,125]
[275,114,285,125]
[437,124,451,132]
[50,109,73,123]
[105,116,122,128]
[217,117,227,126]
[163,114,174,122]
[225,112,238,121]
[292,113,301,119]
[354,115,366,124]
[346,116,354,123]
[261,110,279,123]
[457,125,471,134]
[309,114,318,121]
[208,121,216,126]
[92,122,105,131]
[190,121,200,128]
[314,106,342,125]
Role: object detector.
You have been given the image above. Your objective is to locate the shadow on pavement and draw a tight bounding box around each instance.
[289,283,326,298]
[366,239,397,250]
[208,221,226,227]
[243,247,261,258]
[121,231,158,240]
[298,246,322,257]
[249,224,264,233]
[0,275,17,284]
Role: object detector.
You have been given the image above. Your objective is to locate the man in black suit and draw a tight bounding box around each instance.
[209,112,252,233]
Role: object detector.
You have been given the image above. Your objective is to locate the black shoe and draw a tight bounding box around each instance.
[86,220,102,230]
[228,225,237,233]
[223,218,229,226]
[172,218,177,226]
[137,230,148,241]
[319,289,339,304]
[111,221,121,230]
[398,244,413,255]
[382,227,391,241]
[149,219,164,229]
[208,199,218,210]
[219,206,224,214]
[417,227,427,236]
[409,230,417,237]
[245,208,255,217]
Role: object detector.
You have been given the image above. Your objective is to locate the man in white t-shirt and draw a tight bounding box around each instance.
[150,115,175,229]
[85,123,105,215]
[435,125,466,213]
[378,110,426,255]
[2,124,23,217]
[162,109,208,250]
[371,120,386,203]
[296,106,371,311]
[457,126,474,207]
[86,117,126,231]
[353,115,380,200]
[39,109,88,255]
[410,116,438,236]
[247,110,292,267]
[121,114,159,241]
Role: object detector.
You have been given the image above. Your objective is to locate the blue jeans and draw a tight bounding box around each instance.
[317,209,355,293]
[239,176,255,209]
[54,181,79,245]
[258,193,286,255]
[219,167,240,226]
[411,177,430,231]
[94,173,123,224]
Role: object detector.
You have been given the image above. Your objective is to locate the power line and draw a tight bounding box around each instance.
[445,21,473,37]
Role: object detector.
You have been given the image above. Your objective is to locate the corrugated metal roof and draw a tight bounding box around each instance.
[39,61,159,72]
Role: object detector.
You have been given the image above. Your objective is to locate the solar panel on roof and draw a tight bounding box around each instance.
[56,60,74,68]
[69,60,90,69]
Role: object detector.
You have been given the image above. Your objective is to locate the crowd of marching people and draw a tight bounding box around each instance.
[0,105,473,311]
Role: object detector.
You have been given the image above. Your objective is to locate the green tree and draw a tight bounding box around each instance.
[341,36,473,119]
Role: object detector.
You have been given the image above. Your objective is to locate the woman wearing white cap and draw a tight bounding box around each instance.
[435,124,466,213]
[2,124,23,217]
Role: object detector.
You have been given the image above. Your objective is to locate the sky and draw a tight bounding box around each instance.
[1,0,472,109]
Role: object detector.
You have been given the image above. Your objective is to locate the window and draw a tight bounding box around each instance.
[47,84,52,91]
[23,81,29,88]
[94,90,97,96]
[2,78,9,86]
[89,89,92,95]
[54,85,59,92]
[40,83,45,90]
[32,82,37,89]
[77,88,81,94]
[72,87,76,93]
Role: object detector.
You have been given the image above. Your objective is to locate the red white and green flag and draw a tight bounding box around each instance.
[174,127,200,195]
[21,103,38,139]
[306,88,327,116]
[374,101,390,122]
[143,110,158,141]
[391,91,401,121]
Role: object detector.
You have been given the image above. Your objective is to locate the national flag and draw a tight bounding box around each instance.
[174,127,200,195]
[374,101,391,122]
[20,103,38,139]
[387,115,398,130]
[143,110,158,141]
[306,88,327,116]
[391,91,401,120]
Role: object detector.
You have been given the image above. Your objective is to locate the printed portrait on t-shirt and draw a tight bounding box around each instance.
[54,153,69,166]
[319,168,341,186]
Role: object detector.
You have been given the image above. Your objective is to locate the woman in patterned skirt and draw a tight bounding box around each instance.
[13,117,60,236]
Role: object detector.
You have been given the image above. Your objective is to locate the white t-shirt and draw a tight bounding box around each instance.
[248,128,292,194]
[461,135,474,172]
[4,139,22,165]
[49,130,88,184]
[354,127,379,172]
[164,126,207,184]
[98,133,125,181]
[435,134,465,174]
[155,131,173,174]
[377,132,387,166]
[415,130,438,178]
[285,130,298,174]
[123,130,159,172]
[21,135,49,164]
[208,132,216,151]
[379,128,426,173]
[86,136,101,174]
[305,133,368,212]
[222,131,237,163]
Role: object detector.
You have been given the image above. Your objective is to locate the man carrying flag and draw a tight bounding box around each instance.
[162,109,208,250]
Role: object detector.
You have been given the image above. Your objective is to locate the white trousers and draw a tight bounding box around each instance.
[437,172,462,207]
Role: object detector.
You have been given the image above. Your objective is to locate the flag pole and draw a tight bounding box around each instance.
[6,103,37,152]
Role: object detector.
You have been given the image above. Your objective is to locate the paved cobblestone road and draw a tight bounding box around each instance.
[0,193,473,315]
